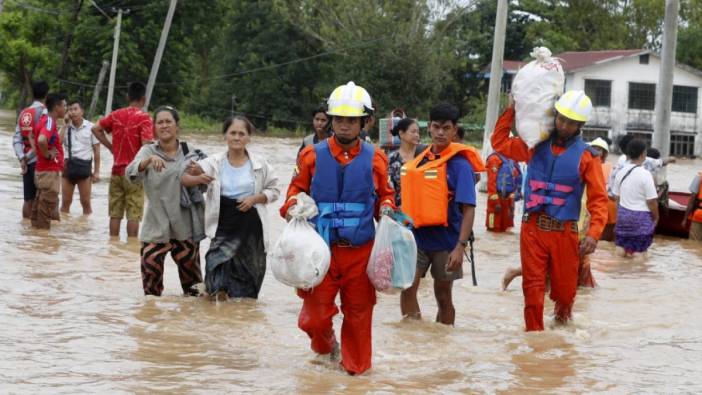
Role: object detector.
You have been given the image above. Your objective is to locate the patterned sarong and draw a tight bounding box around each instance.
[615,206,655,253]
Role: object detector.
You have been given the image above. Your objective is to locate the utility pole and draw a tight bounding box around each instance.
[88,60,110,120]
[0,0,5,13]
[144,0,178,111]
[652,0,679,159]
[105,8,123,115]
[480,0,508,189]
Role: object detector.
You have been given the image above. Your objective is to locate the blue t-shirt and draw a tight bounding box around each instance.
[412,156,476,252]
[221,159,255,200]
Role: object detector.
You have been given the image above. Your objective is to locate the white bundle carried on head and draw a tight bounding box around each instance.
[270,192,330,290]
[511,46,565,148]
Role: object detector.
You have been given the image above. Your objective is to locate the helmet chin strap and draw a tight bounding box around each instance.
[335,135,359,145]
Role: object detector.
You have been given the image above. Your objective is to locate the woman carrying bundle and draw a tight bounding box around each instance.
[126,106,204,296]
[182,116,279,299]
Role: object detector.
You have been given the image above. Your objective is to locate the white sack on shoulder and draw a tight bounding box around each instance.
[511,47,565,148]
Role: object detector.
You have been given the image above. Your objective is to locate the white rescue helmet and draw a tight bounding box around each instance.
[589,137,610,152]
[554,90,592,123]
[327,81,374,117]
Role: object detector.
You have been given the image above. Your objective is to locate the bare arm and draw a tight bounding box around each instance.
[457,204,475,245]
[647,198,659,224]
[447,204,475,271]
[37,134,50,159]
[181,173,213,188]
[59,123,67,142]
[92,144,101,181]
[683,196,696,227]
[91,123,112,152]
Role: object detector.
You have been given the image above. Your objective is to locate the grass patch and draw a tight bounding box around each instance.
[180,113,221,134]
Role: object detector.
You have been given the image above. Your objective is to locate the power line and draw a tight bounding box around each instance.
[157,36,390,86]
[55,35,392,90]
[89,0,112,20]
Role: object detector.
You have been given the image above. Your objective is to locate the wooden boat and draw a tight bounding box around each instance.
[656,191,692,238]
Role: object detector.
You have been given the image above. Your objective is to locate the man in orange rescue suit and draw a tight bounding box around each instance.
[399,103,485,325]
[485,152,522,232]
[279,81,395,375]
[491,91,607,331]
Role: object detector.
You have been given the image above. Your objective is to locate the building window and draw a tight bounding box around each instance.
[672,85,698,113]
[670,133,695,157]
[581,128,609,142]
[628,83,656,110]
[639,54,649,64]
[584,79,612,107]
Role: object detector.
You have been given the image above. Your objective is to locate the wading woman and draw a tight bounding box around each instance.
[611,138,659,260]
[387,117,423,207]
[126,106,203,296]
[182,116,279,299]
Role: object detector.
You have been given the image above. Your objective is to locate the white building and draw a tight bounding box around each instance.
[504,49,702,156]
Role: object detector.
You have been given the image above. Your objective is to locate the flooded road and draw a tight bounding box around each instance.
[1,109,701,393]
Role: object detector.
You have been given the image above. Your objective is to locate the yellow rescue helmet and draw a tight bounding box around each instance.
[589,137,610,152]
[554,90,592,123]
[327,81,373,117]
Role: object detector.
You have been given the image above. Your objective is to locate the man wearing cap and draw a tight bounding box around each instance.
[491,91,608,331]
[279,81,395,375]
[589,137,616,241]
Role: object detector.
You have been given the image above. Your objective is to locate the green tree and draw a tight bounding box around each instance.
[433,0,535,117]
[0,2,68,110]
[192,0,324,129]
[275,0,449,120]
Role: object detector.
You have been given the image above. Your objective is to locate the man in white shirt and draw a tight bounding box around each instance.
[60,100,100,215]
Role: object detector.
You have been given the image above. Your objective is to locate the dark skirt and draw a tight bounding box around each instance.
[205,197,266,298]
[615,206,655,253]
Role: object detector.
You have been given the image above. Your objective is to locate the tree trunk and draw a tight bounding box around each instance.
[57,0,84,79]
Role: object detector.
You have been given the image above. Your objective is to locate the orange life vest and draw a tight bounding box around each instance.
[400,143,485,227]
[692,172,702,223]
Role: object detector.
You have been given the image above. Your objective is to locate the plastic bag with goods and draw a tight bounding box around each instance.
[270,193,330,290]
[366,214,417,294]
[511,47,565,148]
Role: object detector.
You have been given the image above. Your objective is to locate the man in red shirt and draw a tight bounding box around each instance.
[13,81,49,219]
[280,82,395,375]
[492,92,607,331]
[92,82,154,237]
[31,93,67,229]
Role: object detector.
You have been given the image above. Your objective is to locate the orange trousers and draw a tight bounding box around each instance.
[486,196,515,232]
[297,241,376,375]
[520,217,579,331]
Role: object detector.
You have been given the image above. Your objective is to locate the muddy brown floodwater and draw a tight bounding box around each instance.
[0,110,701,393]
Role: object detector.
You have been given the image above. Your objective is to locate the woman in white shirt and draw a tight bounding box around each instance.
[611,139,659,259]
[182,116,279,299]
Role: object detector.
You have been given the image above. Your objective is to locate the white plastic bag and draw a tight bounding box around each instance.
[367,215,417,294]
[511,47,565,148]
[270,193,330,290]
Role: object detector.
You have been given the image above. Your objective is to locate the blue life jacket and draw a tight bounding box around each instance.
[489,153,522,199]
[311,140,377,246]
[524,137,587,221]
